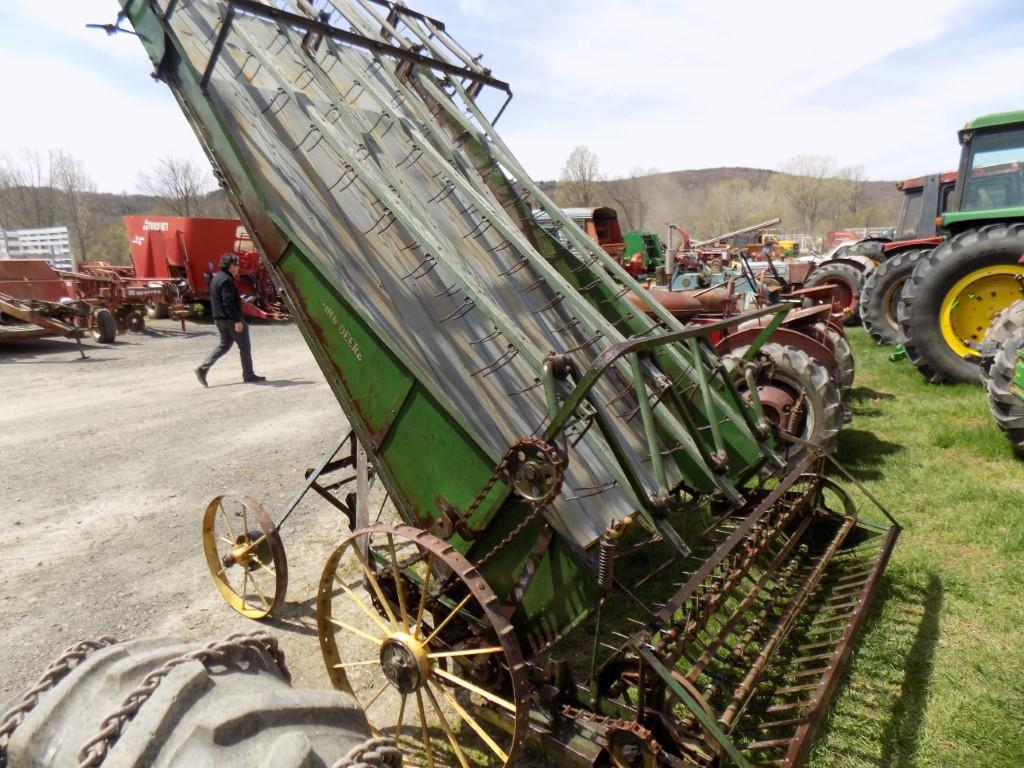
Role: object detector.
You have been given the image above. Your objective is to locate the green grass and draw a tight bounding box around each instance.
[806,329,1024,768]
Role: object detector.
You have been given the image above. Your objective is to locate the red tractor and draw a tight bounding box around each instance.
[858,171,957,344]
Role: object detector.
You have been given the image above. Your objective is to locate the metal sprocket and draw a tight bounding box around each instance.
[504,438,565,504]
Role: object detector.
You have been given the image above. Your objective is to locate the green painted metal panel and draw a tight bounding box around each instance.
[942,207,1024,228]
[279,247,415,448]
[964,110,1024,131]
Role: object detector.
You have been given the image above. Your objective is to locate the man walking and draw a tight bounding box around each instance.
[195,253,265,386]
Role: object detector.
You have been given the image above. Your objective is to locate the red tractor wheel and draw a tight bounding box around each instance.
[805,262,865,326]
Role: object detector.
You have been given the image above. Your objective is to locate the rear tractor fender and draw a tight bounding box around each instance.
[716,325,838,381]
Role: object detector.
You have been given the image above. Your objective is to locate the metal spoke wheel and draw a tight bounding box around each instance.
[317,524,528,767]
[202,495,287,619]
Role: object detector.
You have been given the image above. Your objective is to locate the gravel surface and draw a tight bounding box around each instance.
[0,319,367,707]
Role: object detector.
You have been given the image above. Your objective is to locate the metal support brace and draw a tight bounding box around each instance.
[637,647,754,768]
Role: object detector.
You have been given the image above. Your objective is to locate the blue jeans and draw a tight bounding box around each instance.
[199,319,255,379]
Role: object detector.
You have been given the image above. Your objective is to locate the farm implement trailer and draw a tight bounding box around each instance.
[118,0,899,765]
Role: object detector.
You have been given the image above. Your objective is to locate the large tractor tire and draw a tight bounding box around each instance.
[823,326,855,392]
[986,326,1024,455]
[734,343,842,462]
[898,224,1024,383]
[804,261,865,326]
[90,307,117,344]
[982,299,1024,351]
[860,248,929,345]
[1,633,382,768]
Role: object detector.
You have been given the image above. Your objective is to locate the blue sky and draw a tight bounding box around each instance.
[2,0,1021,193]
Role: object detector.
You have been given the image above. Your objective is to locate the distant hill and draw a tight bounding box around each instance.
[539,166,901,240]
[3,166,901,264]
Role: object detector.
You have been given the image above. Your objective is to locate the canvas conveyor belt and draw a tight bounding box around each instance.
[116,1,900,765]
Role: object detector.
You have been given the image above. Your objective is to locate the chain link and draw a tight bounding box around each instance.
[460,438,564,567]
[76,631,289,768]
[0,636,118,768]
[331,736,402,768]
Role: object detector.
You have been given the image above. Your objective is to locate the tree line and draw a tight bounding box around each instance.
[0,149,232,264]
[555,146,897,242]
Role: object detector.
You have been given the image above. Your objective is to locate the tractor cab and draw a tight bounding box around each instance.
[894,171,957,240]
[945,111,1024,233]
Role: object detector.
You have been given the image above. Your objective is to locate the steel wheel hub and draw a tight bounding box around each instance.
[380,632,431,694]
[940,265,1024,357]
[757,384,798,426]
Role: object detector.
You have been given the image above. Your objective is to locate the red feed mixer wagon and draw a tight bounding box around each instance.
[124,215,287,320]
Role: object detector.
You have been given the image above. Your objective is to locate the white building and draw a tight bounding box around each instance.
[0,226,75,271]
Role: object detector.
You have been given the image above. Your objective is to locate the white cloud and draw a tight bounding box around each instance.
[1,0,1019,195]
[0,48,209,192]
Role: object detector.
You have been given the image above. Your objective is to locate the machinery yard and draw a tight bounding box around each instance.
[2,323,1022,767]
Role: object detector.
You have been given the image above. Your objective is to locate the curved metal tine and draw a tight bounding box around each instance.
[498,257,529,276]
[570,256,599,274]
[600,285,631,305]
[507,377,543,397]
[531,293,565,315]
[564,480,618,501]
[562,332,603,355]
[518,276,545,293]
[433,283,459,298]
[470,346,518,378]
[605,382,636,408]
[426,180,455,203]
[361,208,391,235]
[488,239,514,254]
[555,316,581,334]
[400,255,435,280]
[469,327,502,345]
[439,299,475,322]
[611,312,638,329]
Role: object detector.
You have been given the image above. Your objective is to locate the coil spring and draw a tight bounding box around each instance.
[597,534,616,591]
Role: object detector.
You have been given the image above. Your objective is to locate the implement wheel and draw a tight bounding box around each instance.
[860,248,928,345]
[824,326,854,392]
[90,307,117,343]
[202,495,287,619]
[127,311,146,333]
[737,343,842,460]
[317,524,528,767]
[805,262,864,326]
[898,224,1024,383]
[985,326,1024,454]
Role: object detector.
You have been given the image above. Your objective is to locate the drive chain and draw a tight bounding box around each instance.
[463,438,565,567]
[0,636,118,768]
[76,631,289,768]
[331,736,402,768]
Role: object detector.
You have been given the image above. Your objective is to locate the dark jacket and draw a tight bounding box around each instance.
[210,268,243,322]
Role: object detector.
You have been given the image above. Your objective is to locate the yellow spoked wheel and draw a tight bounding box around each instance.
[202,495,287,619]
[317,524,527,767]
[939,265,1024,358]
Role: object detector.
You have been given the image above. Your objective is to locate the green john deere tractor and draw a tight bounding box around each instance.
[898,110,1024,383]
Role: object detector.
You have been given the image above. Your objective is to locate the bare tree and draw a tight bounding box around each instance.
[608,167,657,231]
[51,150,97,260]
[692,179,778,240]
[137,155,215,217]
[0,148,59,229]
[555,146,603,207]
[771,155,840,235]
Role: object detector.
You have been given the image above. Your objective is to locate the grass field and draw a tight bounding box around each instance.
[805,329,1024,768]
